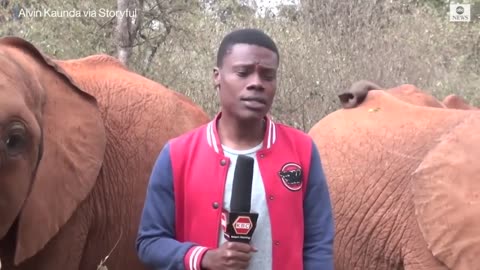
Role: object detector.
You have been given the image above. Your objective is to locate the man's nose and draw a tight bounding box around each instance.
[246,73,264,91]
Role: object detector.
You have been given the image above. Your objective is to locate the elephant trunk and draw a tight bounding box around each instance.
[338,80,382,109]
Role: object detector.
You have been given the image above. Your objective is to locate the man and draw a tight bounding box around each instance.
[136,28,335,270]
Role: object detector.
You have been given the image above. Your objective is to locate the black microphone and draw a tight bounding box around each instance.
[221,155,258,243]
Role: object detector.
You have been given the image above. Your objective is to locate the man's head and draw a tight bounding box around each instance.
[213,28,279,122]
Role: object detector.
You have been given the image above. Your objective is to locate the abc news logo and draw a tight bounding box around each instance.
[449,4,471,22]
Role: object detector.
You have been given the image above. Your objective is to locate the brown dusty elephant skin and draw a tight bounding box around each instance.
[309,88,480,270]
[343,79,478,110]
[0,36,210,270]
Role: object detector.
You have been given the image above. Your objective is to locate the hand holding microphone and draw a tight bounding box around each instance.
[201,155,258,270]
[201,241,257,270]
[222,155,258,244]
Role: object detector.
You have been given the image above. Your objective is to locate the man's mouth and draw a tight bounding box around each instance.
[241,97,267,104]
[241,97,267,110]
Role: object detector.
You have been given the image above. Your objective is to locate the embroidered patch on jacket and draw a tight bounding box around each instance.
[278,162,303,191]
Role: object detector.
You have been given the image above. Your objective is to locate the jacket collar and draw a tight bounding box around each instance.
[206,112,277,154]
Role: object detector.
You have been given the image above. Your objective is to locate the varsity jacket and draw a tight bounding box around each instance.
[136,113,335,270]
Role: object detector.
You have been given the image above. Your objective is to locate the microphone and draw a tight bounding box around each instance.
[221,155,258,243]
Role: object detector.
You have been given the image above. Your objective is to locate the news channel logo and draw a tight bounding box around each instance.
[449,3,471,22]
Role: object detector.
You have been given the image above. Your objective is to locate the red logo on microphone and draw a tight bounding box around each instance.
[233,216,253,235]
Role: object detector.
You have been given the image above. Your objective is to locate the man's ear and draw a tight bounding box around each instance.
[213,67,220,89]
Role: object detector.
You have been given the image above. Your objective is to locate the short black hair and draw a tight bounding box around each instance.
[216,28,280,67]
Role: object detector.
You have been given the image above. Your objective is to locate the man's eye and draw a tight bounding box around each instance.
[263,73,276,81]
[236,71,248,77]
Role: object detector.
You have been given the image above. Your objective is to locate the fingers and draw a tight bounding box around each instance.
[224,249,252,261]
[223,250,251,269]
[218,242,257,270]
[225,241,256,253]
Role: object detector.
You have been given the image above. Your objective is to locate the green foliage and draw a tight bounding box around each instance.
[1,0,479,131]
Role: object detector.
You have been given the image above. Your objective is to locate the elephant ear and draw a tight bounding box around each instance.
[411,115,480,270]
[2,37,107,264]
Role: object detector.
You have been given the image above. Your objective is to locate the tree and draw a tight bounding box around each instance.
[116,0,143,67]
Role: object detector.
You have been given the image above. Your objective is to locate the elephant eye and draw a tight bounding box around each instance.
[5,123,27,157]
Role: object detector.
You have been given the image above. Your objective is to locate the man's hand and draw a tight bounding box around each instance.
[201,242,257,270]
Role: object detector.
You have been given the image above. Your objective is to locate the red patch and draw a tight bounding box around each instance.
[278,162,303,191]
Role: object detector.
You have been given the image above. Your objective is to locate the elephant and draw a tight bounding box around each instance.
[0,36,210,270]
[442,94,478,110]
[343,79,477,110]
[340,80,445,108]
[309,83,480,270]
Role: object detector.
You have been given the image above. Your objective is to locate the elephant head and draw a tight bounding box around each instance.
[309,84,480,269]
[338,80,445,109]
[0,37,106,264]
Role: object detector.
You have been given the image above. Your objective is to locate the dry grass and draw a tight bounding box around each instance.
[128,1,480,131]
[1,0,479,131]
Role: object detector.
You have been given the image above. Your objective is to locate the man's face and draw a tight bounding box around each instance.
[214,43,278,121]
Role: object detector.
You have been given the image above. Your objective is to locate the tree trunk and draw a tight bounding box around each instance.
[115,0,143,67]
